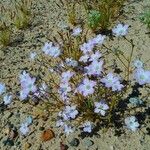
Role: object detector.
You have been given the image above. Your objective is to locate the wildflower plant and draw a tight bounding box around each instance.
[12,21,150,136]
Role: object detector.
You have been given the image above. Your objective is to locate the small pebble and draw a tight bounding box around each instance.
[69,138,80,147]
[84,139,94,147]
[39,126,45,131]
[24,142,31,149]
[9,130,18,139]
[3,138,14,146]
[4,128,10,135]
[41,129,55,142]
[5,112,13,119]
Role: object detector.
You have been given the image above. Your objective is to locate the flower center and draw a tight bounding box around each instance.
[140,74,145,80]
[99,105,103,110]
[86,85,91,90]
[108,79,112,83]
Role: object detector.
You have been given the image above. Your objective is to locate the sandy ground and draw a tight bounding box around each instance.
[0,0,150,149]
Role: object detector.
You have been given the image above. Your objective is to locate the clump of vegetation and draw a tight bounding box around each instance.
[67,2,77,25]
[0,20,11,47]
[140,9,150,29]
[0,0,33,47]
[0,4,12,47]
[12,0,33,29]
[87,10,101,30]
[79,0,126,31]
[0,27,11,47]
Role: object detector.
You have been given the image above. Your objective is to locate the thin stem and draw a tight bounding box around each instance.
[103,44,128,69]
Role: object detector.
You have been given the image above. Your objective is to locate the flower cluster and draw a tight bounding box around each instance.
[58,71,74,102]
[56,105,78,134]
[42,42,61,58]
[13,24,149,137]
[101,73,124,91]
[19,71,37,100]
[80,34,105,54]
[19,116,33,136]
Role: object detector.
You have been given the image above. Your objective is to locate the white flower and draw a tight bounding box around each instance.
[80,42,94,54]
[42,42,61,57]
[94,100,109,116]
[19,71,30,82]
[112,81,124,91]
[20,90,28,101]
[64,124,74,135]
[125,116,139,131]
[134,68,150,85]
[62,105,78,120]
[82,121,93,133]
[56,119,64,127]
[58,106,78,121]
[19,71,37,100]
[112,23,129,37]
[49,68,54,73]
[61,71,74,83]
[101,73,124,91]
[30,52,37,60]
[21,77,37,93]
[0,83,6,95]
[77,78,96,96]
[90,34,106,45]
[24,116,33,126]
[79,54,90,63]
[85,60,103,76]
[72,27,82,36]
[3,94,12,105]
[65,58,78,67]
[50,46,61,57]
[60,93,69,102]
[59,83,71,95]
[39,82,47,94]
[42,42,53,55]
[133,60,143,69]
[89,51,102,62]
[19,123,30,136]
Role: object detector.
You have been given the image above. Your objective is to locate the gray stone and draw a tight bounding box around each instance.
[69,138,80,147]
[84,139,94,147]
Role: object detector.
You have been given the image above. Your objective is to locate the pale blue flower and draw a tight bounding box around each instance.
[25,116,33,126]
[0,83,6,95]
[82,121,93,133]
[112,23,129,37]
[30,52,37,60]
[94,100,109,116]
[19,123,29,135]
[64,124,74,135]
[125,116,139,131]
[129,97,143,106]
[3,94,12,105]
